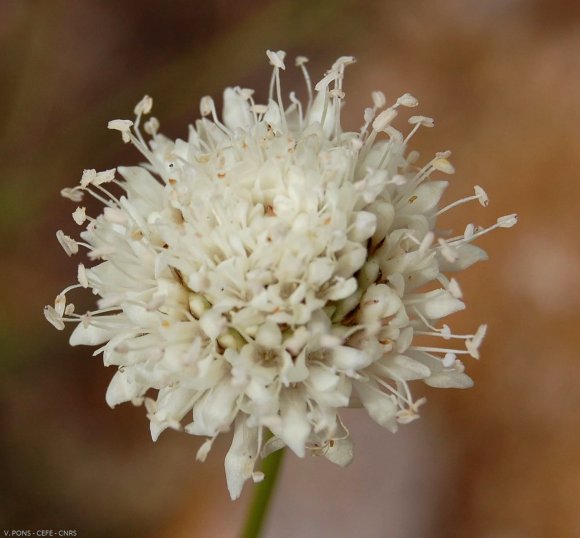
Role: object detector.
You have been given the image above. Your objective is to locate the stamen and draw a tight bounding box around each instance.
[108,119,133,143]
[464,223,475,240]
[94,183,121,205]
[404,115,434,146]
[61,187,84,202]
[329,56,355,140]
[372,91,386,109]
[432,154,455,174]
[448,214,518,247]
[43,305,65,330]
[134,95,153,120]
[419,231,435,253]
[435,186,488,216]
[411,345,473,356]
[83,187,117,208]
[144,117,160,136]
[373,376,413,407]
[372,108,398,132]
[55,294,66,316]
[60,283,83,297]
[437,238,458,262]
[396,93,419,108]
[56,230,79,256]
[288,92,303,131]
[442,352,456,367]
[376,132,400,170]
[295,56,313,111]
[474,185,489,206]
[200,96,232,138]
[78,264,89,287]
[72,207,87,225]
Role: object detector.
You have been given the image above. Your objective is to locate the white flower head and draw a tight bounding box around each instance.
[46,51,516,500]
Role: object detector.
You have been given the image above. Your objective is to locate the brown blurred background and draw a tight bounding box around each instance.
[1,0,579,537]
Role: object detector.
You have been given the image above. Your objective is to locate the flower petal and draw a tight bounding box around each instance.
[224,417,259,500]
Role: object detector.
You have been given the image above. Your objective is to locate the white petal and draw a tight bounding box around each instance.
[355,381,397,431]
[260,435,286,459]
[360,284,401,324]
[123,304,159,329]
[307,257,335,287]
[224,417,259,500]
[106,369,142,408]
[395,326,414,353]
[399,181,448,214]
[368,201,395,247]
[255,321,282,347]
[222,87,253,130]
[263,100,283,131]
[69,322,112,346]
[437,244,488,271]
[332,346,373,372]
[308,366,340,392]
[281,350,309,384]
[187,382,240,436]
[324,437,354,467]
[412,290,465,320]
[305,90,335,136]
[349,211,377,243]
[424,371,474,389]
[199,309,226,340]
[274,394,310,457]
[410,350,475,389]
[117,166,164,210]
[379,354,431,381]
[335,245,367,278]
[324,277,357,301]
[151,387,196,440]
[196,437,215,462]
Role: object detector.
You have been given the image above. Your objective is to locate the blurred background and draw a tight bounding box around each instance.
[1,0,579,536]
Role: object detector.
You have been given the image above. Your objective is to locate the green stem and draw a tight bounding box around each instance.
[241,448,286,538]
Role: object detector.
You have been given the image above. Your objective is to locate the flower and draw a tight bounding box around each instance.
[45,50,516,499]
